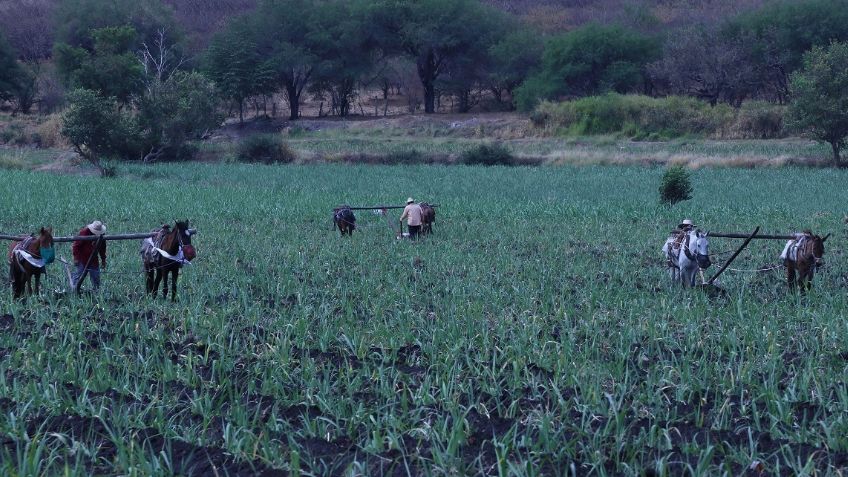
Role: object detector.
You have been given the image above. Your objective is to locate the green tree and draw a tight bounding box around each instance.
[307,0,376,117]
[375,0,503,114]
[252,0,321,120]
[515,24,658,111]
[725,0,848,102]
[205,17,274,123]
[436,7,510,113]
[788,42,848,165]
[488,29,543,108]
[136,71,222,161]
[55,0,178,52]
[0,32,24,104]
[55,26,145,104]
[62,89,138,176]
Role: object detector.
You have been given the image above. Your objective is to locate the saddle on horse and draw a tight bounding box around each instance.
[9,236,47,270]
[780,233,808,264]
[662,230,688,268]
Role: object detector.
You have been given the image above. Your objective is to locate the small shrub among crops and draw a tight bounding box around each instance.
[460,143,514,166]
[659,164,693,204]
[237,135,296,164]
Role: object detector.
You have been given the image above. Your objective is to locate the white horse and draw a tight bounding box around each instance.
[662,229,712,287]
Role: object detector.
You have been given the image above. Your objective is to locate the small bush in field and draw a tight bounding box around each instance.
[659,164,693,204]
[237,135,296,164]
[460,143,515,166]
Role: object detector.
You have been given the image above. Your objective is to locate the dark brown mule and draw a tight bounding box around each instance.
[333,206,356,236]
[785,231,829,293]
[141,221,195,301]
[420,202,435,235]
[7,227,54,299]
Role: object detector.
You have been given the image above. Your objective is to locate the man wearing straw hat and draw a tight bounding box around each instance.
[71,220,107,290]
[399,197,423,240]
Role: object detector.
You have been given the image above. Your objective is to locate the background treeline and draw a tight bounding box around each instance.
[2,0,848,164]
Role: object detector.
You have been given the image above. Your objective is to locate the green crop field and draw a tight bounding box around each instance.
[0,162,846,476]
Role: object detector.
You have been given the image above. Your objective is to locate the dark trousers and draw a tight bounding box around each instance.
[72,263,101,289]
[408,225,421,239]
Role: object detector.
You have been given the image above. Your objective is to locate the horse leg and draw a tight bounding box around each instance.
[161,269,169,300]
[34,273,40,295]
[145,267,154,294]
[10,264,20,299]
[801,268,813,294]
[170,270,178,302]
[786,265,796,292]
[152,269,163,298]
[25,274,32,296]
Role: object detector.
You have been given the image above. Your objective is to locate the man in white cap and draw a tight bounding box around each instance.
[71,220,107,290]
[679,219,695,232]
[399,197,423,240]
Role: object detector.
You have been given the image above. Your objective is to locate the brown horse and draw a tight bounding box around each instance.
[420,202,436,235]
[141,221,195,301]
[333,206,356,236]
[8,227,54,299]
[783,231,829,293]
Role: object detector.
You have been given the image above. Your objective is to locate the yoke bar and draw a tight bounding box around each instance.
[707,232,795,240]
[339,204,440,211]
[0,229,197,243]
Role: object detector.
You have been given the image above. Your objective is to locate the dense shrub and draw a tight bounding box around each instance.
[460,143,515,166]
[659,165,692,205]
[237,135,296,164]
[729,101,786,139]
[531,94,787,140]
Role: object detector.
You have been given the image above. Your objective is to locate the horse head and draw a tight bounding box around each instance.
[37,227,55,264]
[175,220,195,262]
[689,229,712,269]
[811,233,828,268]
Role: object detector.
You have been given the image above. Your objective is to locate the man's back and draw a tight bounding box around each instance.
[403,204,423,226]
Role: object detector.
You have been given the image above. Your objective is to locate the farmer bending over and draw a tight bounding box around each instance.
[399,197,423,240]
[71,220,107,290]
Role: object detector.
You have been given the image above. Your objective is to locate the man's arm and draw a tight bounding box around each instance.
[99,240,107,268]
[399,207,408,222]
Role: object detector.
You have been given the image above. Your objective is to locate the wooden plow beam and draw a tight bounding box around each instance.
[0,229,197,243]
[707,226,760,285]
[338,204,440,211]
[707,231,795,240]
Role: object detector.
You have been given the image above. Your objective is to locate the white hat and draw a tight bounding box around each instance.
[406,197,414,204]
[87,220,106,235]
[679,219,695,228]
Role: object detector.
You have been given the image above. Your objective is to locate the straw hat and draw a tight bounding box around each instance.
[87,220,106,235]
[406,197,414,204]
[678,219,695,228]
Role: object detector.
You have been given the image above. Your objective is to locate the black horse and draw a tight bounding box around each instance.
[333,206,356,236]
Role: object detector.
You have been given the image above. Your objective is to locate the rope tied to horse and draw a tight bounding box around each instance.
[725,264,784,273]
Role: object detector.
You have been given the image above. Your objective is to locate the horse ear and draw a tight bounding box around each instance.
[40,227,46,234]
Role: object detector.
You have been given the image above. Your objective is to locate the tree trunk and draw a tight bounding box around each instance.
[831,140,841,166]
[417,49,438,114]
[286,84,300,120]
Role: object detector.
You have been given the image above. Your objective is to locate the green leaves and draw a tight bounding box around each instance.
[516,24,658,111]
[659,164,693,205]
[788,41,848,164]
[55,26,145,105]
[0,33,25,103]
